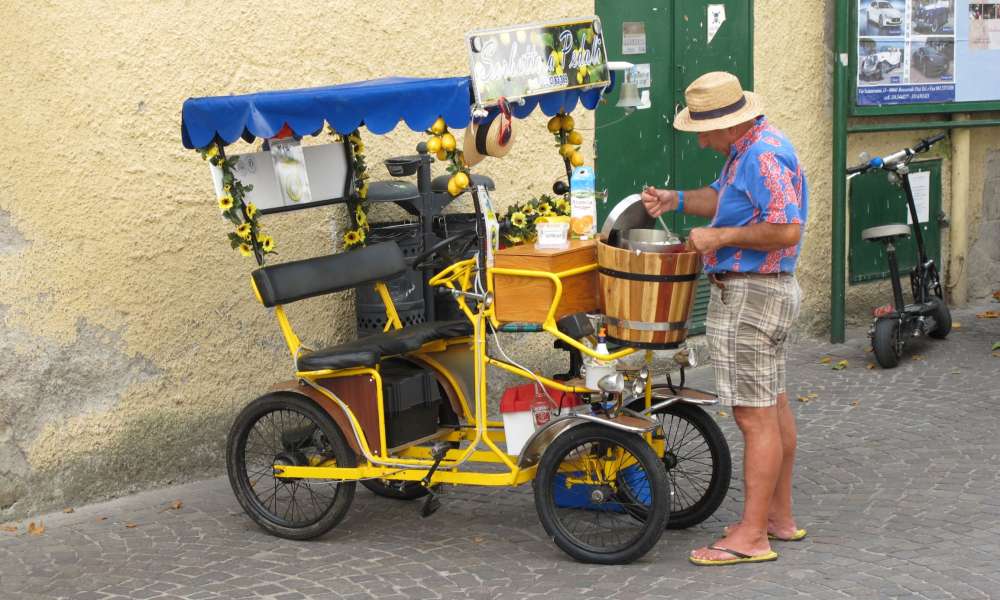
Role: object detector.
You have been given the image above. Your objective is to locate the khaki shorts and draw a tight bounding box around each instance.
[706,274,802,408]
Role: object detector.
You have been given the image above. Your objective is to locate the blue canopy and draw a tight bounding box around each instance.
[181,76,609,149]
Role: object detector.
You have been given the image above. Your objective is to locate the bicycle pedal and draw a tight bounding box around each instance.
[420,492,441,518]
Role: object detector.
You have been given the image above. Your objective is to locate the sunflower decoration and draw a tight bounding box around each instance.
[547,112,585,173]
[331,128,371,250]
[500,193,570,246]
[199,143,273,261]
[426,117,472,197]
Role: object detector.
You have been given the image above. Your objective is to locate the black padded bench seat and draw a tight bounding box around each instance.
[297,320,473,372]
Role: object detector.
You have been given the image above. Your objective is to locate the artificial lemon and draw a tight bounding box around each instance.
[559,143,576,158]
[568,130,583,145]
[447,178,461,197]
[431,117,447,134]
[570,151,584,167]
[453,171,470,190]
[441,132,457,151]
[547,115,563,133]
[561,115,575,131]
[436,149,448,161]
[426,136,442,153]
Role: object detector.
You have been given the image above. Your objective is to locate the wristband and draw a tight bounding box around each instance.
[675,190,685,214]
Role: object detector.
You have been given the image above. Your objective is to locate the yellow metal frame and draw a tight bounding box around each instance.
[252,255,656,488]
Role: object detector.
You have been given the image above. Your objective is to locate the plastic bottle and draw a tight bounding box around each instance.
[531,388,552,428]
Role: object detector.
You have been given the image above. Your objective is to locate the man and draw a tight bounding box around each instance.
[642,71,807,566]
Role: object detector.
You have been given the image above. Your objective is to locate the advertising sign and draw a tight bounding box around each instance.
[855,0,1000,109]
[467,17,610,108]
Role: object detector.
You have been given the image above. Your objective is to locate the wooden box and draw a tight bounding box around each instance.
[493,240,599,323]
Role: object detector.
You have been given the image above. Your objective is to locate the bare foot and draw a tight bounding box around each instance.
[691,523,771,561]
[723,519,802,541]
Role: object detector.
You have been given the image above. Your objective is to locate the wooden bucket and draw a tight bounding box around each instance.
[597,240,702,349]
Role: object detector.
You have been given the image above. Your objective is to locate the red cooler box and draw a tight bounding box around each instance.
[500,384,581,456]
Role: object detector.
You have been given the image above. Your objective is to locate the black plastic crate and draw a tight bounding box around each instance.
[380,360,441,448]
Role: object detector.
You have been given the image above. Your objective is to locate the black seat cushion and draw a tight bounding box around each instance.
[295,320,472,372]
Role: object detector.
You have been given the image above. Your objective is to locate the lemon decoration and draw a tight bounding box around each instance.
[430,117,447,134]
[441,132,457,152]
[547,115,563,133]
[561,115,575,131]
[426,136,442,153]
[559,143,576,158]
[568,130,583,145]
[425,115,473,199]
[453,171,470,190]
[447,178,461,197]
[436,149,448,161]
[570,151,584,167]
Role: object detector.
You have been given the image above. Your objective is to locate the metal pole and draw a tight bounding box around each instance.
[831,0,850,343]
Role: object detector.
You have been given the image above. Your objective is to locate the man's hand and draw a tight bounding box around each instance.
[687,227,726,254]
[641,186,677,218]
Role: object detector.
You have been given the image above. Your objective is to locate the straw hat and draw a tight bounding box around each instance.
[463,97,515,167]
[673,72,764,133]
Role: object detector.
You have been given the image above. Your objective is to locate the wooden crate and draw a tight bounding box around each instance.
[493,240,599,323]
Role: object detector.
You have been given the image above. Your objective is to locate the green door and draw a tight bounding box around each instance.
[595,0,754,334]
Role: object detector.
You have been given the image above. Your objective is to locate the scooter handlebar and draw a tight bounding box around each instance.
[848,132,945,176]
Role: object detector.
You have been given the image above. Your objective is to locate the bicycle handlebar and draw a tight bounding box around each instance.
[846,133,945,176]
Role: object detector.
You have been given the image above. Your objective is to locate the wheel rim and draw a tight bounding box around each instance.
[238,407,342,528]
[657,411,716,517]
[547,437,656,555]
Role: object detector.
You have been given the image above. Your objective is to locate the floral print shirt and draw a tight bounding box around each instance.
[704,116,808,274]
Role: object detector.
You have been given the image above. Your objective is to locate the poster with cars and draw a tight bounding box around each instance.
[857,0,1000,106]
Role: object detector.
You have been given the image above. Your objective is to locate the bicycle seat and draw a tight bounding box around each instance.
[296,320,472,372]
[862,223,911,242]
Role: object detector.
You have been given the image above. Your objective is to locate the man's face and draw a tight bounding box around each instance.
[697,128,733,155]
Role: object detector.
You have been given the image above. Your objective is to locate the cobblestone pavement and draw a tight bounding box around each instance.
[3,303,1000,600]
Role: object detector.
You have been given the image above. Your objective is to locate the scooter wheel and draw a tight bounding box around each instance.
[928,298,951,339]
[872,318,902,368]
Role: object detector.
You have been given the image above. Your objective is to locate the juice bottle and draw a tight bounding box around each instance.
[570,166,596,239]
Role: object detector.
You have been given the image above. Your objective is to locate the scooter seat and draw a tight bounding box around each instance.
[296,320,472,372]
[862,223,911,242]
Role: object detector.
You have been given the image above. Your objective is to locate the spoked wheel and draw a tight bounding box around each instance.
[872,317,903,368]
[227,393,356,540]
[652,403,731,529]
[533,424,669,564]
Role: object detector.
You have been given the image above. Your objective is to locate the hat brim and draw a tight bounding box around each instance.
[673,91,765,133]
[463,111,514,167]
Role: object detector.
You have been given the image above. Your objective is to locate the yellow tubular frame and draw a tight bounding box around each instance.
[255,253,655,487]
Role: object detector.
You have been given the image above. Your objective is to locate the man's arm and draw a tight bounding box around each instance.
[641,186,718,219]
[688,222,801,254]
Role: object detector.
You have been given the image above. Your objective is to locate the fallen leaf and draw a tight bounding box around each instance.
[819,356,832,364]
[866,363,876,369]
[850,400,860,406]
[96,516,107,522]
[952,322,961,329]
[993,290,1000,301]
[1,525,17,533]
[27,521,44,536]
[473,537,484,543]
[63,508,74,514]
[977,311,1000,319]
[125,523,137,529]
[911,354,925,361]
[796,395,809,403]
[952,369,961,374]
[832,360,849,370]
[170,500,183,510]
[717,410,729,417]
[807,393,818,399]
[993,352,1000,358]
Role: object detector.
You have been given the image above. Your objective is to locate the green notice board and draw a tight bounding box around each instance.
[849,159,942,283]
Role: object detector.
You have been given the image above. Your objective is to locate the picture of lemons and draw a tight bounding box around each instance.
[568,130,583,145]
[516,29,527,43]
[570,151,585,167]
[436,149,449,161]
[547,115,563,133]
[441,132,457,151]
[559,143,576,158]
[570,216,594,235]
[561,115,575,131]
[453,171,470,190]
[576,66,588,85]
[431,117,446,134]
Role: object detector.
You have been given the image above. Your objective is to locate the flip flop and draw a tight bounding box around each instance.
[769,528,808,542]
[689,545,779,566]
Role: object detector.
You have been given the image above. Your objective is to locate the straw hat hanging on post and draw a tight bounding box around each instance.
[463,97,515,167]
[672,71,764,132]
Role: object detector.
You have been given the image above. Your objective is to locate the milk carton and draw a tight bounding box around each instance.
[569,166,597,239]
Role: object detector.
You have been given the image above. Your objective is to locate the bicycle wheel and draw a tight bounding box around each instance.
[533,424,669,564]
[227,393,356,540]
[653,403,731,529]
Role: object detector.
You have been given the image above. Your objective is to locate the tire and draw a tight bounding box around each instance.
[533,424,669,564]
[872,318,902,369]
[361,479,429,500]
[928,297,951,339]
[227,393,356,540]
[652,403,732,529]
